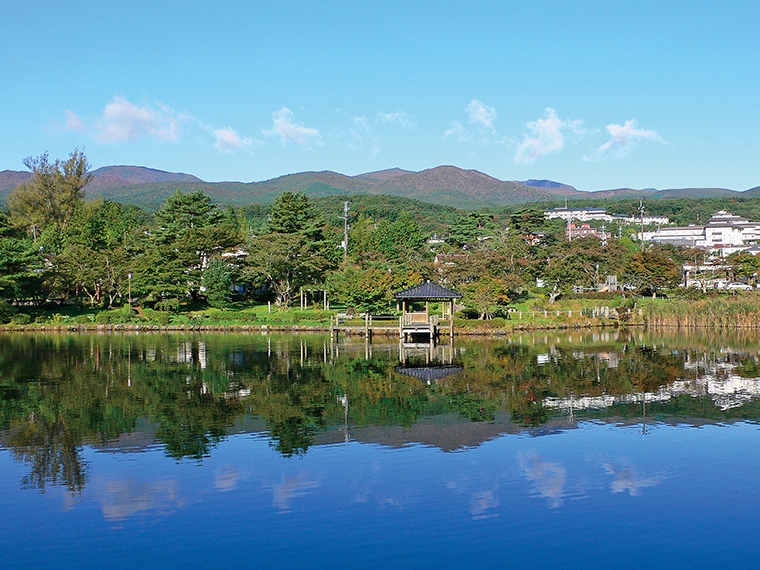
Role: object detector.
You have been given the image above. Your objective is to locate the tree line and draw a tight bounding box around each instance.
[2,149,745,320]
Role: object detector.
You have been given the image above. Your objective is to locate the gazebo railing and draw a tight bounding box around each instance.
[402,313,439,326]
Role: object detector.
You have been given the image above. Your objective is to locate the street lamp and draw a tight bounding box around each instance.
[128,273,132,316]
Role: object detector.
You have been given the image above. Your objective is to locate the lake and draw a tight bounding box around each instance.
[2,330,759,569]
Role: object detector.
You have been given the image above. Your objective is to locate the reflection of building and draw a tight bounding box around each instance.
[394,365,464,385]
[544,353,760,412]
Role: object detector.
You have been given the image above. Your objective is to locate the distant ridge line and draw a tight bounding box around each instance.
[0,164,755,210]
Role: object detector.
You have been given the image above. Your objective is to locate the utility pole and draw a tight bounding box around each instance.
[339,201,350,263]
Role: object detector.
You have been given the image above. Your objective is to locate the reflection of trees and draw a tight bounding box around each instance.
[7,417,87,494]
[329,358,429,427]
[3,332,760,484]
[136,364,243,460]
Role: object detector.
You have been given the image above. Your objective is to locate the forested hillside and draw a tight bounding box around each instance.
[3,162,754,211]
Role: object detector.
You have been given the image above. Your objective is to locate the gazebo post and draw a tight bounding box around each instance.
[450,299,455,337]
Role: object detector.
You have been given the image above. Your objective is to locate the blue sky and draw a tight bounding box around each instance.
[2,0,759,191]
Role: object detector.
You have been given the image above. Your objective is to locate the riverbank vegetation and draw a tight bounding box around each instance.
[2,150,759,331]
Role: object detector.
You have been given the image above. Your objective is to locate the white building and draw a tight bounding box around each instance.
[545,206,669,226]
[545,207,613,222]
[641,211,760,255]
[621,214,671,225]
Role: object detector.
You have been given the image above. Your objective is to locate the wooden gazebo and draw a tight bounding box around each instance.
[393,281,462,341]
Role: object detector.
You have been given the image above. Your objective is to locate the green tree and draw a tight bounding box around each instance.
[266,192,314,234]
[8,149,92,239]
[510,208,547,244]
[327,265,423,313]
[542,237,630,302]
[728,252,760,283]
[0,213,44,301]
[245,193,331,307]
[203,256,233,308]
[626,250,681,297]
[49,201,140,306]
[463,276,512,319]
[447,212,496,248]
[136,190,241,302]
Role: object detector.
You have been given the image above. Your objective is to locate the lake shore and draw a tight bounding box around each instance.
[0,319,632,335]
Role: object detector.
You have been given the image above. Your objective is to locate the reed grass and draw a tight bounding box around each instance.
[641,293,760,329]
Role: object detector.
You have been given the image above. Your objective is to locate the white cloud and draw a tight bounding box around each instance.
[587,120,663,160]
[263,108,321,147]
[63,110,87,133]
[349,115,380,157]
[444,100,501,143]
[466,99,496,128]
[378,111,415,129]
[514,108,584,164]
[443,121,471,142]
[93,96,182,143]
[213,127,253,153]
[352,115,370,131]
[61,97,184,143]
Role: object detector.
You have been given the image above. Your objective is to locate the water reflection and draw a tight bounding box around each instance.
[518,451,568,508]
[269,472,321,512]
[1,329,760,498]
[602,460,667,496]
[96,478,186,522]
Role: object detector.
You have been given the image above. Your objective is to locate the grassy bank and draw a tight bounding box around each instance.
[1,298,638,334]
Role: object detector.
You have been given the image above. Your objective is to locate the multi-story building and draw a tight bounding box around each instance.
[545,206,669,226]
[545,207,613,222]
[641,211,760,255]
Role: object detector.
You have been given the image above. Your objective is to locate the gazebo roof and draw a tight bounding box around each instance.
[394,281,463,300]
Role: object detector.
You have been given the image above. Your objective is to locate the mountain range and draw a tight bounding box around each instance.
[1,164,758,210]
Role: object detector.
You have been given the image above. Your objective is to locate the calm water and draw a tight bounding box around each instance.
[2,330,760,569]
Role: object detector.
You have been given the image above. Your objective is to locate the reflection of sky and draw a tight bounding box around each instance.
[602,461,666,496]
[266,472,321,512]
[95,478,188,521]
[4,422,760,570]
[518,451,567,508]
[214,466,244,491]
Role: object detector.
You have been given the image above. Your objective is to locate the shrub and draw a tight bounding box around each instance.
[206,311,258,323]
[455,309,479,320]
[95,311,112,324]
[95,309,126,324]
[73,314,92,324]
[155,298,180,312]
[142,308,171,326]
[153,312,171,326]
[10,313,31,325]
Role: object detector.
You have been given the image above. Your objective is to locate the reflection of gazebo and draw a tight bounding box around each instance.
[394,364,464,384]
[394,281,462,342]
